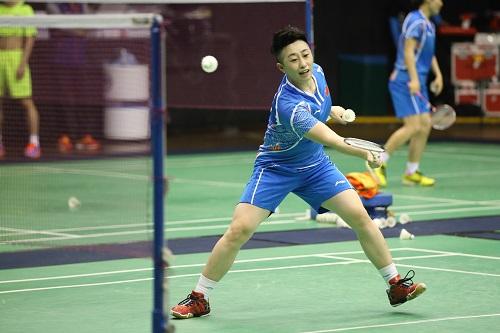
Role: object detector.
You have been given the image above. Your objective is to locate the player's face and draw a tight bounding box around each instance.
[276,40,313,85]
[428,0,443,16]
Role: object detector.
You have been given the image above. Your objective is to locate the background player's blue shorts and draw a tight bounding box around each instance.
[240,155,353,213]
[388,69,431,119]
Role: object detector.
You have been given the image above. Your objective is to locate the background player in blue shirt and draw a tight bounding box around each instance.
[371,0,443,187]
[171,26,427,319]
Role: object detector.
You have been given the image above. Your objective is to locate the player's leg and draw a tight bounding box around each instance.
[203,203,270,281]
[321,190,427,306]
[0,100,4,159]
[367,115,420,187]
[171,164,291,319]
[19,98,41,159]
[322,190,393,268]
[8,52,40,158]
[170,203,270,319]
[404,112,435,186]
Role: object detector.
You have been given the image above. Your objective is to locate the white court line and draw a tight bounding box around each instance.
[0,227,79,238]
[2,248,499,293]
[403,205,500,216]
[32,166,148,181]
[395,263,500,277]
[393,199,500,211]
[403,247,500,260]
[0,249,372,284]
[170,178,245,188]
[300,313,500,333]
[0,219,303,244]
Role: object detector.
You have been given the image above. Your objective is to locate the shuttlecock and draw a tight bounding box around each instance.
[399,213,411,224]
[68,196,81,211]
[201,55,218,73]
[399,228,415,240]
[386,216,397,228]
[316,212,339,224]
[341,108,356,122]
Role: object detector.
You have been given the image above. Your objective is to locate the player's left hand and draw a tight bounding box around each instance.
[329,106,348,124]
[366,151,382,169]
[430,76,443,96]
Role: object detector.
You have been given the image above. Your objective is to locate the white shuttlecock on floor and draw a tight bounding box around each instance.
[399,228,415,240]
[399,213,411,224]
[68,196,81,211]
[386,216,397,228]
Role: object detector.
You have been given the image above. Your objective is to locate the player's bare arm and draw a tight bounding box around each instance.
[404,38,420,94]
[304,121,381,167]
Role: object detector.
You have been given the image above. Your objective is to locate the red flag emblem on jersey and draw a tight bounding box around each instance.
[324,86,330,96]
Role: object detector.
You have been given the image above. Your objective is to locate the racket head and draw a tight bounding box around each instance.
[344,137,385,153]
[431,104,456,130]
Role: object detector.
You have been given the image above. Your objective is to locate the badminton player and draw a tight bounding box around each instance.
[0,0,41,159]
[171,26,426,319]
[369,0,444,186]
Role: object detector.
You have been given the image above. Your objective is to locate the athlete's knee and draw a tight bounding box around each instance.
[420,116,432,131]
[225,217,256,245]
[342,209,371,230]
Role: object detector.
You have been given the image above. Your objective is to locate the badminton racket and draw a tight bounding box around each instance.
[344,137,385,153]
[415,92,456,130]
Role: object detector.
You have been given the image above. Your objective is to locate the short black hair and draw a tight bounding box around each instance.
[271,25,309,62]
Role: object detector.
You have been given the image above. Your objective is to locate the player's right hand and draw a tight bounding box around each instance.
[366,151,381,169]
[408,79,420,95]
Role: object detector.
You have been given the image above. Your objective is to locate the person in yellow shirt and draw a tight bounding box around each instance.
[0,0,41,159]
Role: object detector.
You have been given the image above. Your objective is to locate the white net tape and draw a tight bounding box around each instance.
[0,13,161,29]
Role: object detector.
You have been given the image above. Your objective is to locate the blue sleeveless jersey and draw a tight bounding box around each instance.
[256,63,332,168]
[394,10,436,76]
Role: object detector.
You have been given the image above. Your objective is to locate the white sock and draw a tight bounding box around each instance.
[29,135,39,146]
[405,162,419,175]
[379,263,399,286]
[194,274,218,300]
[380,152,390,163]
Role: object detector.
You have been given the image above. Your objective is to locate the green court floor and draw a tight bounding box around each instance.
[1,142,500,332]
[1,236,499,332]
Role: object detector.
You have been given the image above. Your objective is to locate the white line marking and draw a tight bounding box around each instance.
[395,263,500,277]
[300,313,500,333]
[0,227,78,238]
[2,248,499,294]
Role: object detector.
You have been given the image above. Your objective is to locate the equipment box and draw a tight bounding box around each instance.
[451,43,498,83]
[483,88,500,116]
[454,83,480,105]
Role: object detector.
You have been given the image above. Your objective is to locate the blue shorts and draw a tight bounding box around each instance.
[240,156,353,213]
[388,69,431,119]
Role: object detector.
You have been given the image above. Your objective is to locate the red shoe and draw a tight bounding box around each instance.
[171,291,210,319]
[76,134,101,151]
[58,135,73,153]
[387,270,427,307]
[0,143,5,159]
[24,143,41,159]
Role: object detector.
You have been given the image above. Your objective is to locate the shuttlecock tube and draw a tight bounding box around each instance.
[399,228,415,240]
[316,212,339,224]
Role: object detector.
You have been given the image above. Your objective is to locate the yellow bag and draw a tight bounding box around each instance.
[346,172,379,199]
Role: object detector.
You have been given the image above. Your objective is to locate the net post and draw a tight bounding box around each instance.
[150,16,169,333]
